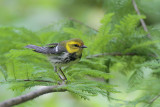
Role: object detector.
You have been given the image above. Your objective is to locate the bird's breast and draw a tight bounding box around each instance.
[48,52,81,67]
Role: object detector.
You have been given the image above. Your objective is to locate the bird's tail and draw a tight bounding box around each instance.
[25,45,48,54]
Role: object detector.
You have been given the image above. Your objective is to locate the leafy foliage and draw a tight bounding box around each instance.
[0,14,118,100]
[1,9,160,106]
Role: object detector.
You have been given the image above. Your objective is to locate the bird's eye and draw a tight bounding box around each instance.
[74,44,79,47]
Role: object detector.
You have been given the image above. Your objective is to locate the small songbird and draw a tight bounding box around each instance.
[26,38,87,81]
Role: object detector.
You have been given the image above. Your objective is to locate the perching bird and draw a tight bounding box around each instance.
[25,38,87,81]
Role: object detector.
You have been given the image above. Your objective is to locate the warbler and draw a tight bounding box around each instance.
[26,38,87,80]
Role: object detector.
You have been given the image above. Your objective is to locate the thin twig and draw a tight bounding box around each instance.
[132,0,151,38]
[148,93,160,104]
[86,52,137,59]
[69,18,98,32]
[0,79,56,84]
[0,82,66,107]
[17,79,55,83]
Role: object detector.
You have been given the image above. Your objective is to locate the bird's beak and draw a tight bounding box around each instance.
[81,45,87,48]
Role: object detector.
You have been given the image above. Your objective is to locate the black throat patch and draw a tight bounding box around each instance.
[69,53,78,61]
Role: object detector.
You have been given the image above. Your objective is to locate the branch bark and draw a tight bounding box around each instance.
[17,79,54,83]
[0,79,56,84]
[0,83,66,107]
[148,93,160,105]
[132,0,151,38]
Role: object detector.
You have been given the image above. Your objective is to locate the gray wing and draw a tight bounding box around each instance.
[25,44,57,54]
[25,43,67,54]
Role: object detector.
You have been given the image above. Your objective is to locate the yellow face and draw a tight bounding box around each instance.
[66,41,86,54]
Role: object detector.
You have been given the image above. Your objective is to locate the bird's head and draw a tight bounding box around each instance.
[65,38,87,54]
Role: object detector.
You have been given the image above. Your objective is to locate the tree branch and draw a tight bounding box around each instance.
[69,18,98,32]
[0,79,56,84]
[86,52,137,59]
[17,79,55,83]
[148,93,160,105]
[0,82,66,107]
[132,0,151,38]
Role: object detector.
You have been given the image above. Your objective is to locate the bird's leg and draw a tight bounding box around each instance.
[59,67,67,80]
[54,66,64,81]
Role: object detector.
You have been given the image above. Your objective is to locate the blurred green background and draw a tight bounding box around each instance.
[0,0,105,31]
[1,0,160,107]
